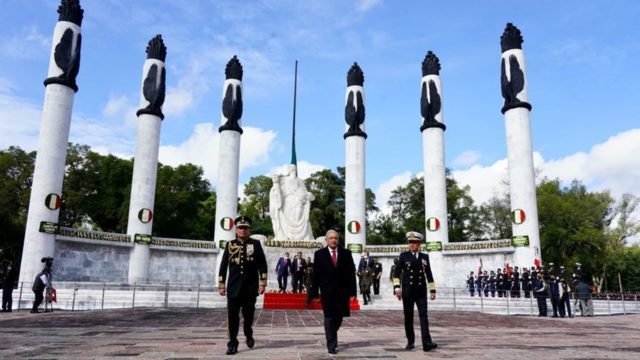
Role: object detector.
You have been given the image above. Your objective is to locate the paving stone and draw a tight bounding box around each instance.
[1,309,639,359]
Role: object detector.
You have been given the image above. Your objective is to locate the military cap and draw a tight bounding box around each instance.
[405,231,424,242]
[235,215,252,228]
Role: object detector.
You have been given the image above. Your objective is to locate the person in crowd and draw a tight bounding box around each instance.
[559,277,572,318]
[275,252,291,293]
[521,267,532,298]
[511,266,521,298]
[303,259,313,293]
[359,266,373,305]
[533,271,548,317]
[549,275,565,318]
[496,268,505,297]
[575,279,594,317]
[291,252,306,293]
[2,261,17,312]
[372,257,382,295]
[488,270,496,297]
[218,216,268,355]
[393,231,438,352]
[467,271,475,297]
[307,230,357,355]
[31,257,54,314]
[475,270,484,297]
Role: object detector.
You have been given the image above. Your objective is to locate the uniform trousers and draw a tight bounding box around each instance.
[402,295,432,347]
[32,290,44,311]
[536,296,548,316]
[226,296,256,347]
[373,278,380,295]
[2,288,12,311]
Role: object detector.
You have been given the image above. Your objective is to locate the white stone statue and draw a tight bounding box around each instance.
[269,164,315,240]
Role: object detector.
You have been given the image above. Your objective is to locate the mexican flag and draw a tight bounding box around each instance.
[220,217,234,231]
[347,220,361,234]
[45,193,61,210]
[426,217,440,231]
[511,209,526,224]
[138,208,153,223]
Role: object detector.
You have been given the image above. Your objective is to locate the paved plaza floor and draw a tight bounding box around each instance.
[1,308,639,359]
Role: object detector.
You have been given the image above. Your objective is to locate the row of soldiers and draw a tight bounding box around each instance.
[466,263,582,299]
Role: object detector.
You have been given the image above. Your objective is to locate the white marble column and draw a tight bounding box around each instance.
[19,0,84,284]
[500,23,541,268]
[127,35,167,284]
[214,56,244,282]
[420,51,448,287]
[343,63,367,265]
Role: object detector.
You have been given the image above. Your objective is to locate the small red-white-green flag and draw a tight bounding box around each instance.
[347,220,361,234]
[511,209,526,224]
[138,208,153,223]
[426,217,440,231]
[220,217,234,231]
[44,193,61,210]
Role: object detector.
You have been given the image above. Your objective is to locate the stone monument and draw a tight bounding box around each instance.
[127,35,167,284]
[269,164,315,240]
[19,0,84,284]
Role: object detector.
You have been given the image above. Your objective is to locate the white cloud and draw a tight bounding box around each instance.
[374,171,414,215]
[1,25,50,60]
[0,80,43,151]
[163,87,194,117]
[356,0,383,12]
[453,150,481,167]
[268,161,327,180]
[376,128,640,215]
[158,124,277,185]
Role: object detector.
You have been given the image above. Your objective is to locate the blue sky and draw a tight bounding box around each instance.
[1,0,639,231]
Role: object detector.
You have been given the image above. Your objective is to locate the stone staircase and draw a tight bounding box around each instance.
[10,282,639,316]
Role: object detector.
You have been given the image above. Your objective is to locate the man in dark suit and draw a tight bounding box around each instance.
[275,252,291,292]
[308,230,357,354]
[218,216,268,355]
[393,231,438,352]
[291,251,306,293]
[372,257,382,295]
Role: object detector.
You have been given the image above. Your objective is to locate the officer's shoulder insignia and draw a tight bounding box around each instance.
[422,259,428,266]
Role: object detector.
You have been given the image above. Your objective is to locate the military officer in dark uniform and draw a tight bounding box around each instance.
[372,257,383,295]
[218,216,268,355]
[521,267,532,298]
[393,231,438,352]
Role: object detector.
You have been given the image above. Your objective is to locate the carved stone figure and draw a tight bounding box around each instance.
[219,56,244,133]
[269,165,315,240]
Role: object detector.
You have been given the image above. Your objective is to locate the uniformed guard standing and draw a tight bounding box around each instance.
[467,271,475,297]
[521,268,531,298]
[511,266,521,298]
[488,270,496,297]
[218,216,268,355]
[372,257,382,295]
[496,268,504,297]
[393,231,438,352]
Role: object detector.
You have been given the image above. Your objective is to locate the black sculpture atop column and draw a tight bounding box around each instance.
[219,55,244,134]
[43,0,84,92]
[500,23,532,114]
[344,62,367,139]
[136,35,167,120]
[420,51,446,132]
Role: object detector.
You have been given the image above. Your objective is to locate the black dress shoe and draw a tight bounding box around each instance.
[405,343,414,350]
[328,348,337,354]
[246,337,255,348]
[226,346,237,355]
[423,342,438,351]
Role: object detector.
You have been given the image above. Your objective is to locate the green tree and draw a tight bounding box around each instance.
[478,193,512,240]
[537,179,614,282]
[239,175,273,236]
[153,163,213,240]
[0,147,35,265]
[305,168,344,237]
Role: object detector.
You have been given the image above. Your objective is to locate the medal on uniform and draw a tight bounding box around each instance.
[247,244,254,256]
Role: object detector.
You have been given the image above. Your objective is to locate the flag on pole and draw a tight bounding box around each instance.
[534,258,541,269]
[290,60,298,174]
[478,258,483,274]
[505,262,511,276]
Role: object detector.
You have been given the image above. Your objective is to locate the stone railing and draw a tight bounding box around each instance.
[265,239,325,249]
[443,240,512,252]
[151,237,216,250]
[58,227,131,243]
[364,244,412,254]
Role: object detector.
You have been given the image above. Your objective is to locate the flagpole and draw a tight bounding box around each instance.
[291,60,298,174]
